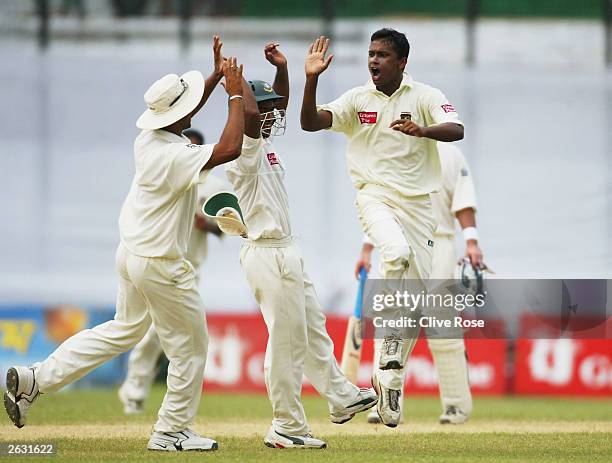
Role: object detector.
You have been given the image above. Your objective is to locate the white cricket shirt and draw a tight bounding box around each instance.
[318,73,463,197]
[119,129,214,259]
[225,135,292,241]
[185,175,227,268]
[430,142,477,236]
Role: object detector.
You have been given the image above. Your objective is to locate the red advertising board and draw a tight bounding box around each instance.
[202,314,506,395]
[514,315,612,396]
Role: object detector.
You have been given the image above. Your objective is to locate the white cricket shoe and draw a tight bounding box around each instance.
[367,403,404,424]
[367,408,382,424]
[379,334,403,370]
[330,387,378,424]
[372,374,401,428]
[439,406,470,425]
[3,366,40,428]
[118,385,144,415]
[264,426,326,449]
[147,428,218,451]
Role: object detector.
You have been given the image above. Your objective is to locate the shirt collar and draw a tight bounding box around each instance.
[153,129,190,143]
[366,72,413,93]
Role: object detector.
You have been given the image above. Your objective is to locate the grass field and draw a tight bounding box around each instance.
[1,385,611,462]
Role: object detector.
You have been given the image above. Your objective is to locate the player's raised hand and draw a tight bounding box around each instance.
[390,119,426,137]
[212,35,224,78]
[264,42,287,68]
[221,57,244,97]
[305,36,334,77]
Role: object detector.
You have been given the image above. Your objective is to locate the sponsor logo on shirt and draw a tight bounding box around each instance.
[186,143,199,148]
[441,104,456,113]
[427,240,434,247]
[267,152,280,166]
[400,112,412,120]
[358,111,378,124]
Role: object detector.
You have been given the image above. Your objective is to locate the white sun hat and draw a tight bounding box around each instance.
[203,191,248,238]
[136,70,205,130]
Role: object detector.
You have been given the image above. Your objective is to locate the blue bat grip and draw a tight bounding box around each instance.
[354,267,368,318]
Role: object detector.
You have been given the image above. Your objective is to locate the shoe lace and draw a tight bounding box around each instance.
[384,335,401,355]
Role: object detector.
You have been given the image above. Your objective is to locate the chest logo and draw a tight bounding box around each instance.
[358,111,378,124]
[400,112,412,120]
[441,104,456,113]
[267,152,280,166]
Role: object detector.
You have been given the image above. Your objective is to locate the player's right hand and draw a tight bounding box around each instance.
[222,57,244,97]
[354,253,372,279]
[305,36,334,77]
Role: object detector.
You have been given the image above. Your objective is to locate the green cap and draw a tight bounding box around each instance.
[203,191,248,237]
[248,79,284,103]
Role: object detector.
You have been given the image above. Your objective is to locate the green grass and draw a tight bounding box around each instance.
[1,385,611,462]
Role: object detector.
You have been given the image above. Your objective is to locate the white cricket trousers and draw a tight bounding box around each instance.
[120,270,203,403]
[372,234,472,415]
[120,325,163,402]
[240,238,360,436]
[356,185,435,390]
[33,243,209,432]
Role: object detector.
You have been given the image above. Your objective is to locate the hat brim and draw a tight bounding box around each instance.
[255,93,284,103]
[203,191,248,237]
[136,70,205,130]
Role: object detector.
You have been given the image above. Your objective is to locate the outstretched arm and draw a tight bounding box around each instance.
[264,42,289,111]
[190,35,224,118]
[300,36,334,132]
[203,57,245,169]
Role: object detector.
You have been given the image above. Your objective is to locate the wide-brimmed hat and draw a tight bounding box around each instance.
[203,191,248,238]
[136,70,204,130]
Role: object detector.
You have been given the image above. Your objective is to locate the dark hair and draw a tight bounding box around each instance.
[183,128,204,144]
[370,28,410,59]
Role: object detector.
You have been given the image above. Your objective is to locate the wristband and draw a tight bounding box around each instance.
[229,95,243,101]
[462,226,479,242]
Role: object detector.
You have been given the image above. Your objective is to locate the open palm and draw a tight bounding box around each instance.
[305,36,333,76]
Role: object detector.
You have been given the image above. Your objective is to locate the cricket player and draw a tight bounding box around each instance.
[224,43,377,449]
[3,37,246,451]
[118,129,227,415]
[300,29,464,427]
[356,142,482,425]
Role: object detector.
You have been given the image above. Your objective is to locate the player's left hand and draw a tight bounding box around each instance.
[212,35,224,78]
[465,241,483,269]
[264,42,287,67]
[390,119,426,137]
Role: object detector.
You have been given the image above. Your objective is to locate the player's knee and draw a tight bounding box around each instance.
[381,244,412,273]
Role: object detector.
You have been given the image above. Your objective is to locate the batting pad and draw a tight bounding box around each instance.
[428,339,473,415]
[203,191,248,237]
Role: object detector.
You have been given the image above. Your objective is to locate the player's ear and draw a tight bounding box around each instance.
[399,57,407,71]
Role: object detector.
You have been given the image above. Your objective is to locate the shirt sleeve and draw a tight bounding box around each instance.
[227,134,263,172]
[421,87,463,127]
[317,89,357,135]
[166,142,215,194]
[450,152,477,213]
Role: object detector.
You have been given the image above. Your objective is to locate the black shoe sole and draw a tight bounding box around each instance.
[264,441,327,449]
[6,367,19,398]
[4,392,23,428]
[379,361,402,370]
